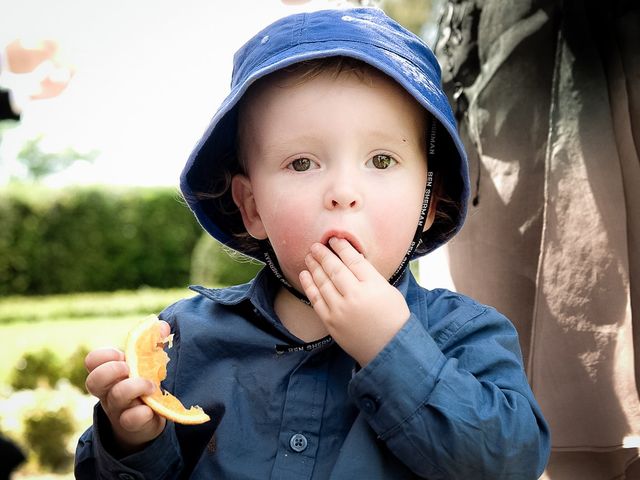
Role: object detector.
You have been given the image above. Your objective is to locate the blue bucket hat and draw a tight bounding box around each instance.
[181,7,469,268]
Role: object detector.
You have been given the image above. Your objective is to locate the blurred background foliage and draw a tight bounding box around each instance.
[381,0,434,35]
[191,234,263,287]
[16,134,98,182]
[0,185,203,295]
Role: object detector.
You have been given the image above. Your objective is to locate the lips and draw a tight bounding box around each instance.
[320,231,364,256]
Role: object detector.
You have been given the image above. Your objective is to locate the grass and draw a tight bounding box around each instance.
[0,287,189,324]
[0,287,206,479]
[1,316,136,386]
[0,287,198,386]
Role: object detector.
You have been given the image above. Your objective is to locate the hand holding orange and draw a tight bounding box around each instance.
[125,315,210,425]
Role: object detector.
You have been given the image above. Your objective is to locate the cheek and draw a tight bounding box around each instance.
[371,211,415,254]
[258,193,317,271]
[368,189,424,274]
[269,220,313,254]
[373,186,422,234]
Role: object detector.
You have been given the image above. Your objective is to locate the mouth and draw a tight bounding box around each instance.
[320,231,364,256]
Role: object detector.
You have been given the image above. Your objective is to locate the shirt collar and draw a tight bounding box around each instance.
[189,268,428,344]
[188,266,423,323]
[189,267,273,305]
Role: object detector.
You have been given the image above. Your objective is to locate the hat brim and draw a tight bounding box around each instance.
[181,10,469,260]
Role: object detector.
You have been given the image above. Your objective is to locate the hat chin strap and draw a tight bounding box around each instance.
[260,240,311,304]
[258,171,434,306]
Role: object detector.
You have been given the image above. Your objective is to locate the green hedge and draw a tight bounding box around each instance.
[0,288,187,324]
[191,234,263,287]
[0,185,202,295]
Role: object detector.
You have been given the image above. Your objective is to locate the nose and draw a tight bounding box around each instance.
[324,175,363,210]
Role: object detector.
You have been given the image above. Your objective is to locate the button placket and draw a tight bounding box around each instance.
[271,355,329,477]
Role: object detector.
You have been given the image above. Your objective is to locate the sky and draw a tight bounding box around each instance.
[0,0,364,187]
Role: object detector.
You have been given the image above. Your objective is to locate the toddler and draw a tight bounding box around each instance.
[76,7,550,479]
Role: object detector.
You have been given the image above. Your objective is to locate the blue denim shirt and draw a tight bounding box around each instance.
[75,269,550,479]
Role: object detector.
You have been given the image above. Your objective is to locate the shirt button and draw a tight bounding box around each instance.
[361,395,378,414]
[289,433,308,452]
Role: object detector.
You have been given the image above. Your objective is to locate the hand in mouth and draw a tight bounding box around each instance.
[320,232,363,257]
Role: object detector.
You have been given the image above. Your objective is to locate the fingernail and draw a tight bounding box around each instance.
[329,237,342,248]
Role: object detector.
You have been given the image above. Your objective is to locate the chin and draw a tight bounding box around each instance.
[279,263,306,288]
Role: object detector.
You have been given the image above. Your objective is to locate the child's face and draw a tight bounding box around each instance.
[232,67,429,290]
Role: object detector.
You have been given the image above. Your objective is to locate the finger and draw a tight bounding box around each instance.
[107,377,155,412]
[85,347,125,373]
[328,237,377,281]
[310,242,358,295]
[299,269,331,319]
[158,320,171,338]
[119,403,159,433]
[85,360,129,399]
[306,249,345,303]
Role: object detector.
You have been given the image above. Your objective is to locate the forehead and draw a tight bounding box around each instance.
[237,58,427,142]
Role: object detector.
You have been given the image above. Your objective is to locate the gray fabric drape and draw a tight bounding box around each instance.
[435,0,640,476]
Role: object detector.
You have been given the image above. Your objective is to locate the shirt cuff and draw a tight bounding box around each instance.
[93,404,182,479]
[348,314,447,437]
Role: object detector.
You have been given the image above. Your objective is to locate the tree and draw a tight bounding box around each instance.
[16,134,98,181]
[380,0,433,36]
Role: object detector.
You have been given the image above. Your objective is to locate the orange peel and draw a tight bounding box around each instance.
[125,315,210,425]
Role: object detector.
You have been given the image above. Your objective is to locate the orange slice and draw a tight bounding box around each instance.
[125,315,210,425]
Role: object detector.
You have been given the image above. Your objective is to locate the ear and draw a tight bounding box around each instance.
[231,174,268,240]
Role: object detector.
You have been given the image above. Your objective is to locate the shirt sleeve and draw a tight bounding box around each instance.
[74,404,183,480]
[348,307,550,479]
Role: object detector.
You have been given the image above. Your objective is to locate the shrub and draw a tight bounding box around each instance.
[23,407,75,472]
[9,346,96,392]
[0,185,202,295]
[65,345,91,392]
[191,234,263,287]
[10,349,63,390]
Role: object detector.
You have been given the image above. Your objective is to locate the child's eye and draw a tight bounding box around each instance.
[287,157,317,171]
[367,154,397,169]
